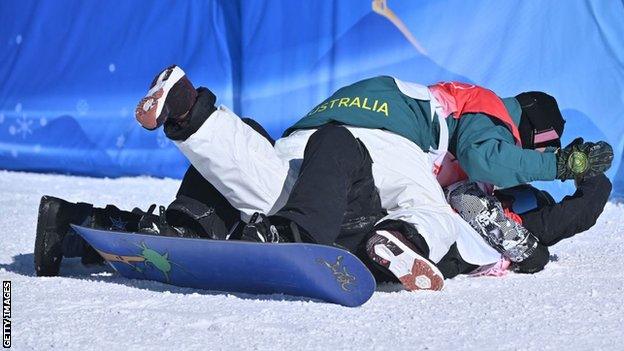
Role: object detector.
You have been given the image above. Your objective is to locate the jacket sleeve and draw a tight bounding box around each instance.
[520,173,612,246]
[454,113,557,188]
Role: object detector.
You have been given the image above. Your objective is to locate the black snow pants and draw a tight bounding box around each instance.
[273,124,384,253]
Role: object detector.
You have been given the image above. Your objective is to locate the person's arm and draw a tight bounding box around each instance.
[454,114,557,188]
[520,173,612,246]
[513,243,550,274]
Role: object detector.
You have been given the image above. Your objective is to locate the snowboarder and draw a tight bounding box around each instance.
[34,169,612,284]
[36,65,614,293]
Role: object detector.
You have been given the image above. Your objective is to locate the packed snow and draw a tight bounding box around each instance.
[1,170,623,350]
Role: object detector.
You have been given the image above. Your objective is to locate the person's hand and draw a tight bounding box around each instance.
[513,243,549,274]
[556,138,613,180]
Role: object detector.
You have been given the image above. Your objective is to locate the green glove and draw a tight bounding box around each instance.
[556,138,614,180]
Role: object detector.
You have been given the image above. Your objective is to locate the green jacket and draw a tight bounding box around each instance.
[285,76,557,188]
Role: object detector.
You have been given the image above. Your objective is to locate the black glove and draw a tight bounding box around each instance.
[164,87,216,141]
[556,138,613,180]
[513,243,549,274]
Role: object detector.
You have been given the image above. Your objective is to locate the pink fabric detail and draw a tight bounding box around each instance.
[435,152,468,187]
[469,258,512,277]
[429,82,522,145]
[533,129,560,144]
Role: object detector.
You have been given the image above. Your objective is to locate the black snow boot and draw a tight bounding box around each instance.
[34,196,144,276]
[34,196,207,277]
[34,196,98,276]
[237,213,307,243]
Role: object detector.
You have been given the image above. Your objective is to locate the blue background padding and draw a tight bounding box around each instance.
[1,0,623,199]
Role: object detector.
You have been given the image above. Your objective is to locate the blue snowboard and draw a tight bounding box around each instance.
[71,225,376,307]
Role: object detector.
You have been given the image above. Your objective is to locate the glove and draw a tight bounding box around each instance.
[164,88,216,141]
[556,138,613,180]
[513,243,549,274]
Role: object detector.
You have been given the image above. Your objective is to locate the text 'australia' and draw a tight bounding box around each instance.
[307,97,389,117]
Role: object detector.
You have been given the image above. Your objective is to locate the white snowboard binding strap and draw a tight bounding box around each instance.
[367,230,444,291]
[448,182,538,262]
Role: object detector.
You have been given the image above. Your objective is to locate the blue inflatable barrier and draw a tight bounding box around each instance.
[1,0,623,199]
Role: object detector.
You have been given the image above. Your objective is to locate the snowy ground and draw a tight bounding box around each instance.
[1,170,623,351]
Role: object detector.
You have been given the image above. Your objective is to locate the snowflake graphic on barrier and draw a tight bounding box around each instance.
[9,114,34,139]
[156,130,170,148]
[76,99,89,116]
[116,134,126,148]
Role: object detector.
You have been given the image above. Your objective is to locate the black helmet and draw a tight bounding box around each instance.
[515,92,566,149]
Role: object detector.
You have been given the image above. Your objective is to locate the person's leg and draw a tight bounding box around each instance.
[240,117,275,146]
[344,127,500,290]
[171,92,291,218]
[136,65,291,218]
[34,190,221,277]
[347,127,477,263]
[34,196,144,276]
[334,164,384,252]
[167,166,241,240]
[167,118,277,240]
[267,124,380,252]
[37,114,276,277]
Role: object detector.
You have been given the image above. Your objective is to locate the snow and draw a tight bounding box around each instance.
[1,170,623,350]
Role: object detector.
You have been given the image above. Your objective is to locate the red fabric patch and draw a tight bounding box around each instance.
[503,207,523,225]
[429,82,522,145]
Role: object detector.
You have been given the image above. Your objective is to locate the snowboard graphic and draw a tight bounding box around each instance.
[71,225,376,307]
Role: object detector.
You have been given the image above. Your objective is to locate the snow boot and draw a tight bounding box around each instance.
[366,230,444,291]
[34,196,209,277]
[34,196,102,276]
[135,65,198,130]
[35,196,143,276]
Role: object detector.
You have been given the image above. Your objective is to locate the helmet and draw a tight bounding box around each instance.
[515,92,566,149]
